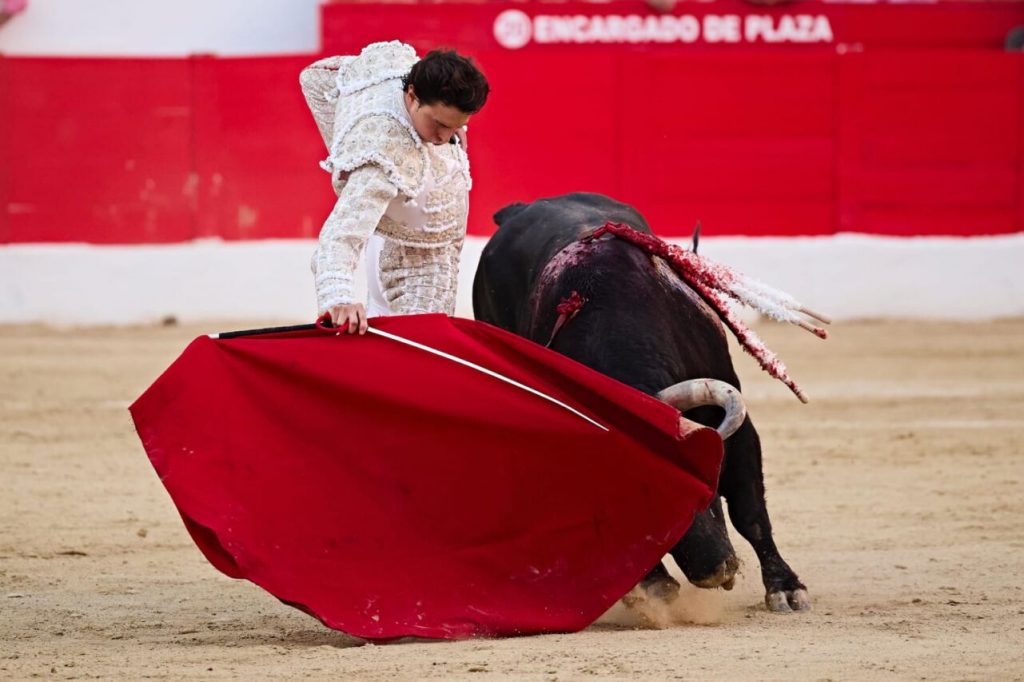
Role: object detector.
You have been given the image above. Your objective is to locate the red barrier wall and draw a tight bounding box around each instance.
[190,55,326,241]
[0,55,327,244]
[838,51,1024,235]
[2,57,197,243]
[0,55,9,243]
[1,1,1022,243]
[320,0,1024,52]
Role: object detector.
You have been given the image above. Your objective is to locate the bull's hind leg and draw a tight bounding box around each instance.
[720,418,810,612]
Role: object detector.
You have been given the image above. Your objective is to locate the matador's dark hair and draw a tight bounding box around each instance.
[402,49,489,114]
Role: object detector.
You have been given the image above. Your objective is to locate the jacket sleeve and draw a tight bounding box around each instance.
[298,56,350,151]
[311,164,399,313]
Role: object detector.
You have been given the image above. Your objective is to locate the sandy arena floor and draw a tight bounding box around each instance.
[1,319,1023,680]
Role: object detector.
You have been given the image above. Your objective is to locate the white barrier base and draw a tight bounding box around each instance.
[1,234,1022,325]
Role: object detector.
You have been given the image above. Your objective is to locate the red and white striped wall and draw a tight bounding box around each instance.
[2,0,1022,323]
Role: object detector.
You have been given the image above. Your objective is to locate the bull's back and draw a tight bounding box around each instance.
[473,193,650,332]
[533,238,738,395]
[473,192,739,395]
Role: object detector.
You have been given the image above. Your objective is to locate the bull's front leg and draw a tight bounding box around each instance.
[633,561,681,603]
[669,498,740,590]
[719,417,810,612]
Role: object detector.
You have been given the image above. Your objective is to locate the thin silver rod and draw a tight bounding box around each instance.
[366,327,609,432]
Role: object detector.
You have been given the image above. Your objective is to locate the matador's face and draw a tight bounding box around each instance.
[404,88,471,146]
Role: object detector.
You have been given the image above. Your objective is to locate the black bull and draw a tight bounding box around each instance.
[472,192,809,612]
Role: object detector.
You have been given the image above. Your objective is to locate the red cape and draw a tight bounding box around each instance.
[130,314,723,640]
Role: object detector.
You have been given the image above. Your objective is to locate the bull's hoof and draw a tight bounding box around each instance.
[689,557,739,591]
[625,574,681,608]
[765,588,811,613]
[643,575,681,603]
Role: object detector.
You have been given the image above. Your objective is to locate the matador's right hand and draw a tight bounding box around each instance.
[327,303,368,335]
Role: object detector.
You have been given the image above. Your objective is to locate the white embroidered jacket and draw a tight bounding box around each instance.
[299,41,472,315]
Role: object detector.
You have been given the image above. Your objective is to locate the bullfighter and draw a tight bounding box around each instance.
[299,41,489,334]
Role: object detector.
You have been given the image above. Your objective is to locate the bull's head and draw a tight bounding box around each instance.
[657,379,746,439]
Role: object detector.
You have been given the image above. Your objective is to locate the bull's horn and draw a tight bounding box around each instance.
[657,379,747,440]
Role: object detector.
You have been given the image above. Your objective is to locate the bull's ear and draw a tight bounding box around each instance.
[493,202,528,227]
